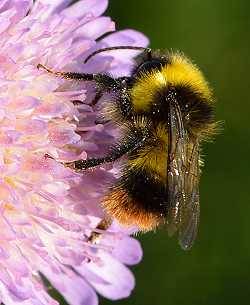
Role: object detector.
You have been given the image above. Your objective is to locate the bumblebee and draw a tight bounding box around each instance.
[38,46,217,250]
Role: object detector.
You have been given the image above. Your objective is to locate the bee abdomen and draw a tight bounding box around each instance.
[101,169,168,231]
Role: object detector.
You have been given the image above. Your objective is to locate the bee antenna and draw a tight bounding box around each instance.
[84,46,151,63]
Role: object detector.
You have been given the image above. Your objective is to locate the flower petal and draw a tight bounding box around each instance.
[0,0,32,23]
[111,237,143,265]
[62,0,108,19]
[77,251,135,300]
[40,264,98,305]
[33,0,71,15]
[0,0,148,303]
[95,29,149,76]
[74,16,115,40]
[100,29,149,59]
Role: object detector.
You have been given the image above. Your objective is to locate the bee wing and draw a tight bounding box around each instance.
[167,98,200,250]
[167,99,187,236]
[178,139,200,250]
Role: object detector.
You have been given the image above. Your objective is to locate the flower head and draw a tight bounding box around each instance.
[0,0,148,304]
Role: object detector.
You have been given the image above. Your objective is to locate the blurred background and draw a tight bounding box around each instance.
[101,1,250,305]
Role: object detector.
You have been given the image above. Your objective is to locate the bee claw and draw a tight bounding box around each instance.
[44,153,54,160]
[63,161,77,171]
[44,154,78,171]
[37,63,52,74]
[37,63,42,70]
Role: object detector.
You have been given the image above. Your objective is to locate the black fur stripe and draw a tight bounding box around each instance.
[119,168,168,217]
[136,86,214,129]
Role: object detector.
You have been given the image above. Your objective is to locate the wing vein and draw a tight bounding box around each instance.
[166,93,200,250]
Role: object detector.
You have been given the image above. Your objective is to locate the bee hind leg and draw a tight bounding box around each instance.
[88,216,113,243]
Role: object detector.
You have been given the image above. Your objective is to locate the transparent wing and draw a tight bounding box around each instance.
[166,97,200,250]
[167,98,187,236]
[178,139,200,250]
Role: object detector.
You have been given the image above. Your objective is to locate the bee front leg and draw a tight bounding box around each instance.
[72,89,104,107]
[44,153,107,171]
[63,158,108,172]
[37,64,123,93]
[46,125,148,172]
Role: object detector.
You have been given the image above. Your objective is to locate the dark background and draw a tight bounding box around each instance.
[102,1,250,305]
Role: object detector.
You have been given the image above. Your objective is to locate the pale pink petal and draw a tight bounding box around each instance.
[40,265,98,305]
[0,0,32,23]
[74,17,115,40]
[0,0,148,304]
[77,251,135,300]
[33,0,72,15]
[111,237,143,265]
[62,0,108,18]
[95,29,149,76]
[16,119,47,135]
[100,29,149,59]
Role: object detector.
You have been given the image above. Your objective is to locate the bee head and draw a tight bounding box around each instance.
[133,58,165,77]
[133,51,170,78]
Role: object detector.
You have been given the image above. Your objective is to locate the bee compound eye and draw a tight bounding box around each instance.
[136,59,164,75]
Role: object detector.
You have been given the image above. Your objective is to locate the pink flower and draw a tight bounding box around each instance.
[0,0,148,304]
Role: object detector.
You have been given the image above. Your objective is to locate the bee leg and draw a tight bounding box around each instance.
[116,93,133,118]
[91,89,103,106]
[37,64,125,93]
[88,216,113,243]
[37,64,135,119]
[71,100,85,106]
[44,153,55,160]
[45,123,148,172]
[71,91,106,124]
[94,117,111,125]
[72,88,104,107]
[63,157,108,171]
[61,127,148,171]
[37,64,95,81]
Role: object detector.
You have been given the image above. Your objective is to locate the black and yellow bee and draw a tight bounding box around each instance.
[38,46,217,250]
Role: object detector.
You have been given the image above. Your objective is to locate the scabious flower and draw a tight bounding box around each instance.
[0,0,148,304]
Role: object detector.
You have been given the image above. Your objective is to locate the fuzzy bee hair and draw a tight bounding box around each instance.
[38,47,217,250]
